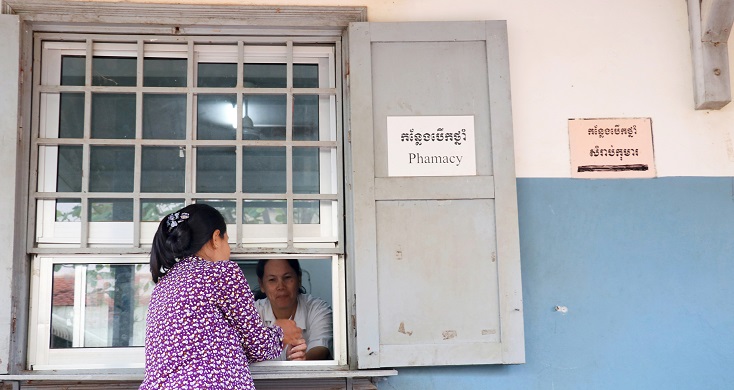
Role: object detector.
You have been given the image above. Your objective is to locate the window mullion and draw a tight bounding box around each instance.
[80,39,93,249]
[72,264,87,347]
[27,35,44,254]
[334,39,345,251]
[235,41,244,248]
[286,40,294,249]
[185,41,195,204]
[133,40,144,247]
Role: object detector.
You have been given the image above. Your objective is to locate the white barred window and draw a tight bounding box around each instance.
[28,35,345,370]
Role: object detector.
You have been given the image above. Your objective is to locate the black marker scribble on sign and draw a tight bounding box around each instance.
[577,164,648,172]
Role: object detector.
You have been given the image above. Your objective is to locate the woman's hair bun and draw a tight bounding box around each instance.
[166,221,192,259]
[149,203,227,283]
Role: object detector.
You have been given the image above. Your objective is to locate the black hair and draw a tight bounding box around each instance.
[150,203,227,283]
[253,259,306,300]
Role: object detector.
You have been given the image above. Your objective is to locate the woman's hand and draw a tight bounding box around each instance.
[274,319,303,346]
[286,338,307,361]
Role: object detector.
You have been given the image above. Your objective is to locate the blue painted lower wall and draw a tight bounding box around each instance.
[378,177,734,390]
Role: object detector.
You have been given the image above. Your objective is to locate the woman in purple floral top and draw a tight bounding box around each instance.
[140,204,303,389]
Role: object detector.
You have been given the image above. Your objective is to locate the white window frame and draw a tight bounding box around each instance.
[28,34,347,371]
[34,39,341,250]
[28,254,346,370]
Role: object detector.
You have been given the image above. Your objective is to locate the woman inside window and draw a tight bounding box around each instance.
[255,259,333,361]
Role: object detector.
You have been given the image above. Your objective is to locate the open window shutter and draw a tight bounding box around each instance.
[346,21,524,368]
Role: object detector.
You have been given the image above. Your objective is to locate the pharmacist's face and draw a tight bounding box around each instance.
[260,259,301,311]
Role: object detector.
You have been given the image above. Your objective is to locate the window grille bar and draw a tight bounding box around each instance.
[31,35,342,252]
[286,40,295,250]
[133,40,145,247]
[26,34,44,254]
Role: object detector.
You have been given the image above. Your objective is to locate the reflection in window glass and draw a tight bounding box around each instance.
[141,147,186,193]
[90,146,134,192]
[244,63,286,88]
[92,93,136,139]
[57,145,83,192]
[242,94,286,141]
[243,200,286,224]
[197,94,237,140]
[293,63,318,88]
[293,95,319,141]
[196,199,236,224]
[59,93,84,138]
[84,264,152,347]
[243,146,286,194]
[50,263,153,348]
[293,147,320,194]
[144,58,187,87]
[56,198,81,222]
[198,63,237,88]
[143,94,186,140]
[141,199,185,222]
[92,57,136,87]
[89,199,133,222]
[51,264,76,348]
[294,200,320,224]
[61,56,85,86]
[196,148,236,193]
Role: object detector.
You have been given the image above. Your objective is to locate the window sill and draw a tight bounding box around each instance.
[0,368,398,382]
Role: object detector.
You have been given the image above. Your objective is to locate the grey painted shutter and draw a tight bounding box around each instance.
[345,21,524,368]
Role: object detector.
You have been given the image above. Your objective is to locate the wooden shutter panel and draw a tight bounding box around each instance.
[346,21,524,368]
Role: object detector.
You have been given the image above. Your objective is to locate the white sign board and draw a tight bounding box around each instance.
[568,117,656,178]
[387,115,476,177]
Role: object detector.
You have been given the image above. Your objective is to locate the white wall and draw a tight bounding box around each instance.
[63,0,734,177]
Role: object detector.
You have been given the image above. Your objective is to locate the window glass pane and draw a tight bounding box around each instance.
[89,199,133,222]
[51,263,152,349]
[196,199,236,224]
[90,146,134,192]
[141,147,185,193]
[293,63,318,88]
[144,58,187,87]
[197,94,237,140]
[84,264,152,347]
[141,199,185,222]
[243,94,286,141]
[196,147,235,193]
[92,57,136,87]
[92,93,136,139]
[51,264,76,348]
[294,200,320,224]
[59,93,84,138]
[61,56,85,86]
[143,94,186,140]
[293,147,320,194]
[198,63,237,88]
[243,146,285,194]
[56,198,81,222]
[243,200,286,224]
[244,63,285,88]
[57,145,82,192]
[293,95,319,141]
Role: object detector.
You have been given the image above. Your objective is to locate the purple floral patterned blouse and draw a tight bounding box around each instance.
[140,256,284,389]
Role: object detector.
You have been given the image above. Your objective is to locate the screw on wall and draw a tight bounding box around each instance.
[554,305,568,314]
